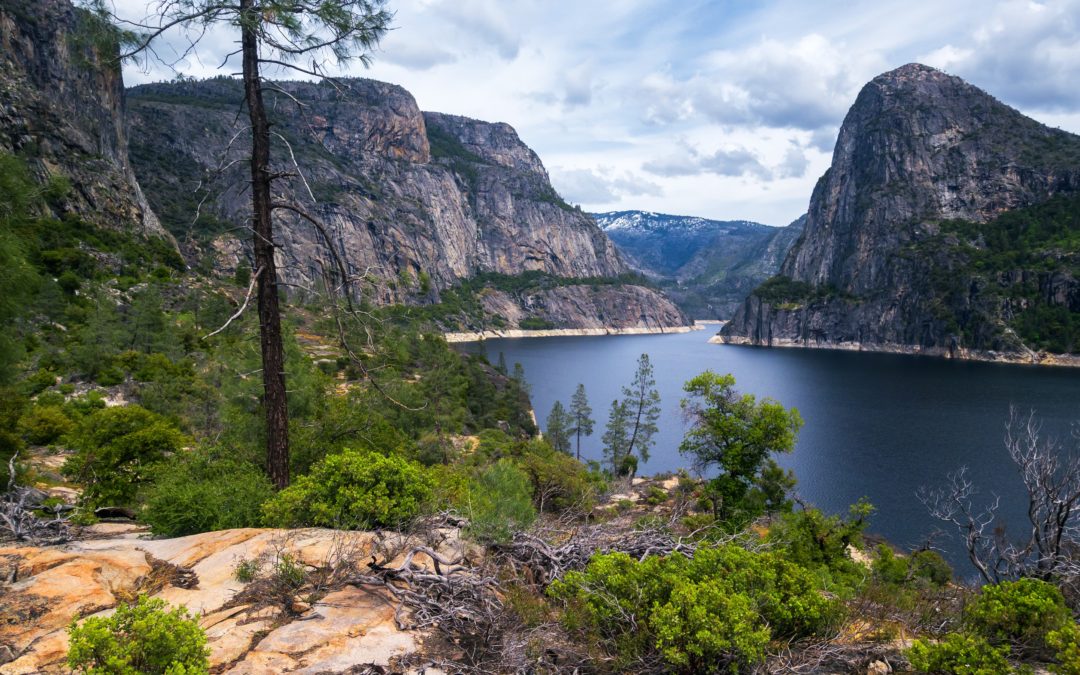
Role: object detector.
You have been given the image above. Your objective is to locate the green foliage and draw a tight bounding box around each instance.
[17,404,75,445]
[907,632,1014,675]
[751,275,850,308]
[63,405,187,508]
[1047,623,1080,675]
[549,546,840,673]
[619,353,661,469]
[601,398,632,475]
[519,316,556,330]
[569,383,594,459]
[139,449,274,537]
[66,595,209,675]
[518,439,604,513]
[767,501,872,590]
[263,448,433,529]
[679,371,802,526]
[460,459,536,544]
[544,400,572,454]
[963,578,1072,654]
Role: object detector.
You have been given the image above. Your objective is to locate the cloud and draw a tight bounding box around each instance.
[428,0,521,61]
[551,167,663,204]
[635,34,885,133]
[919,0,1080,111]
[378,41,458,70]
[643,144,773,180]
[776,143,810,178]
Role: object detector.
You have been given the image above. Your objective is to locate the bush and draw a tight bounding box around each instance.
[873,545,953,588]
[767,501,872,590]
[263,447,432,528]
[67,594,209,674]
[518,440,603,514]
[63,405,188,507]
[17,405,75,445]
[462,459,536,544]
[140,449,274,537]
[964,578,1071,654]
[907,633,1013,675]
[1048,623,1080,675]
[549,545,839,672]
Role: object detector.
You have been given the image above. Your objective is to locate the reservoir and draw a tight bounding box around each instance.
[463,330,1080,574]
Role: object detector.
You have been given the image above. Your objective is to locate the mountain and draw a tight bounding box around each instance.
[126,78,686,331]
[720,64,1080,363]
[594,211,804,318]
[0,0,164,239]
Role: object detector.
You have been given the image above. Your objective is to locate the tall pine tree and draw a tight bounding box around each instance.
[569,383,594,460]
[545,400,572,454]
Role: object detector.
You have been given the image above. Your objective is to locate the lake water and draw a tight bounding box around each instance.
[462,330,1080,573]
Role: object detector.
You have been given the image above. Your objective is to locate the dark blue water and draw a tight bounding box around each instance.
[463,331,1080,572]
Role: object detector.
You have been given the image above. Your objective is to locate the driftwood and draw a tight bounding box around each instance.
[1,451,70,545]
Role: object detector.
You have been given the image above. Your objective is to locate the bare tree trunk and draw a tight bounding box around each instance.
[241,0,289,489]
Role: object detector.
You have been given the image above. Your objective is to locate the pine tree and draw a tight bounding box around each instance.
[83,0,392,490]
[496,352,508,375]
[602,399,632,476]
[511,362,530,395]
[622,353,661,465]
[569,383,595,460]
[545,401,572,454]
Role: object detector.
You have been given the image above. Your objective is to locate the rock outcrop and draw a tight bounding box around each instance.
[0,0,164,238]
[0,527,462,674]
[126,78,685,330]
[595,211,804,319]
[721,64,1080,360]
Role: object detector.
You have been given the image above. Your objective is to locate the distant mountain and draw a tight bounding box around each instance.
[594,211,804,319]
[721,63,1080,363]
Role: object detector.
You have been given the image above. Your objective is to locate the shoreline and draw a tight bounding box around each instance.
[445,323,704,343]
[709,334,1080,369]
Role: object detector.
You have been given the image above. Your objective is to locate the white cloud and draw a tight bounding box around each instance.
[551,167,663,205]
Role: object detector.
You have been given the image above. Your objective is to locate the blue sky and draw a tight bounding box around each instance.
[119,0,1080,226]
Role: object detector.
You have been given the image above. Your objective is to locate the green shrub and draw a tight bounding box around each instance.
[767,501,872,590]
[17,405,75,445]
[66,594,209,674]
[263,447,432,529]
[964,578,1071,654]
[907,633,1013,675]
[1048,622,1080,675]
[518,440,603,513]
[872,545,952,588]
[462,459,536,544]
[140,449,274,537]
[63,405,188,508]
[549,545,839,672]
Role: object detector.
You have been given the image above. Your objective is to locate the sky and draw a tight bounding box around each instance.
[117,0,1080,226]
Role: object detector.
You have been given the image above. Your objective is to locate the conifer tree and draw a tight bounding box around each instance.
[622,353,661,466]
[569,383,594,460]
[602,399,632,476]
[545,400,572,454]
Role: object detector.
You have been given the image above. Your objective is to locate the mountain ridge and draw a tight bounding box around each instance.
[594,210,803,318]
[720,63,1080,363]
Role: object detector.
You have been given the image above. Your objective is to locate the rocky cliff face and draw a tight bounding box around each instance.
[721,64,1080,360]
[595,211,804,319]
[126,77,681,329]
[0,0,164,237]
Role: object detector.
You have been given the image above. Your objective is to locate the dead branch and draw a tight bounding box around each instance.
[202,265,263,339]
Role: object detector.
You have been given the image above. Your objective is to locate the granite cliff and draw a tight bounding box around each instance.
[595,211,804,319]
[720,64,1080,362]
[0,0,164,238]
[126,78,686,331]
